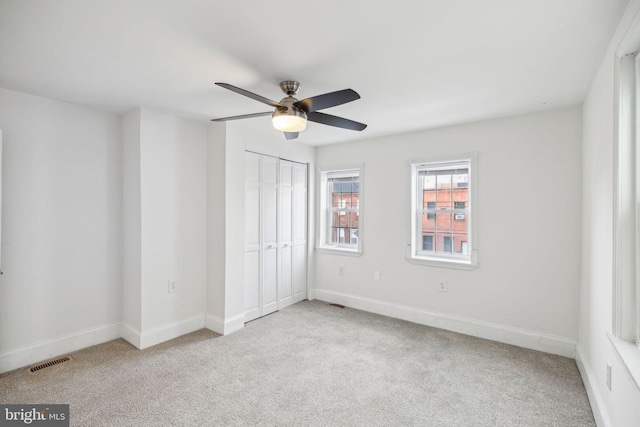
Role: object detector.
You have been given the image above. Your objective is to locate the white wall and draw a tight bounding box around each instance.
[578,1,640,426]
[136,108,208,348]
[0,88,122,372]
[314,107,583,357]
[206,122,227,331]
[121,109,142,335]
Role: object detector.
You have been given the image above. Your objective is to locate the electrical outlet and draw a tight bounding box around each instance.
[606,363,612,391]
[374,271,380,280]
[168,280,177,293]
[338,266,345,276]
[438,280,448,292]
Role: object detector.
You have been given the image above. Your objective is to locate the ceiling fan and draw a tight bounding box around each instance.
[211,81,367,140]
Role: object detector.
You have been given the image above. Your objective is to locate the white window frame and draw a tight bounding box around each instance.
[611,18,640,395]
[407,154,478,270]
[316,165,363,256]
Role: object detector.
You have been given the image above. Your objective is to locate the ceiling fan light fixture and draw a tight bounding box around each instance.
[272,108,307,132]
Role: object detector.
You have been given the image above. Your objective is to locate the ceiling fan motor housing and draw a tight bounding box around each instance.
[279,80,301,96]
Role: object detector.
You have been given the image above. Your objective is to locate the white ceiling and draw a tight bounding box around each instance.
[0,0,628,145]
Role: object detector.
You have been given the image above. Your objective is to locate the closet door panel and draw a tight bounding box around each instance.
[244,251,261,322]
[244,152,262,321]
[278,161,294,308]
[292,163,307,302]
[262,156,279,315]
[293,245,306,303]
[262,246,278,315]
[279,245,293,306]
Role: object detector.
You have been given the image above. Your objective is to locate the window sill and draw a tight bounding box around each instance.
[405,255,478,270]
[315,246,363,257]
[608,333,640,396]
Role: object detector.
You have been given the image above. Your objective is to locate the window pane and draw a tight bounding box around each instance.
[330,211,340,228]
[422,175,436,190]
[348,212,359,229]
[452,213,467,232]
[453,172,468,189]
[443,236,452,253]
[435,212,452,234]
[423,235,434,251]
[426,201,436,219]
[422,212,435,232]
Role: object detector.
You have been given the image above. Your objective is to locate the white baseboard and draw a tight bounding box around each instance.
[120,322,142,349]
[307,289,316,301]
[314,288,577,358]
[0,323,120,374]
[205,313,244,335]
[138,315,206,349]
[205,314,225,334]
[575,345,611,427]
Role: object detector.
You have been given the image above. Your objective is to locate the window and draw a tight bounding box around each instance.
[612,26,640,391]
[318,166,362,255]
[409,155,478,269]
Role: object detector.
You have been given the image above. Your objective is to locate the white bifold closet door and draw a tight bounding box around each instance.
[291,161,308,304]
[244,152,307,323]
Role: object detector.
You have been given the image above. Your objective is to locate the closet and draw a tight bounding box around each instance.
[244,152,307,322]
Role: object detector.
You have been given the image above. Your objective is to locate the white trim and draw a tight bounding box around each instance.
[0,323,120,374]
[225,313,245,335]
[0,130,3,305]
[315,246,363,257]
[120,322,142,349]
[205,313,245,335]
[576,345,612,427]
[608,333,640,396]
[138,315,205,349]
[405,246,479,270]
[205,314,225,334]
[410,151,478,166]
[612,11,640,395]
[318,163,363,173]
[314,288,576,358]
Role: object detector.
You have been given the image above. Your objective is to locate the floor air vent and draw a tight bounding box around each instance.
[328,303,346,309]
[28,356,72,373]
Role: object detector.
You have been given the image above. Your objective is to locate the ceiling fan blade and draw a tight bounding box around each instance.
[215,83,285,108]
[293,89,360,113]
[211,111,273,122]
[307,111,367,131]
[284,132,299,140]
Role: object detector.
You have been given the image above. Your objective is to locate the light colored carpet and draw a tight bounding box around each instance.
[0,300,594,426]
